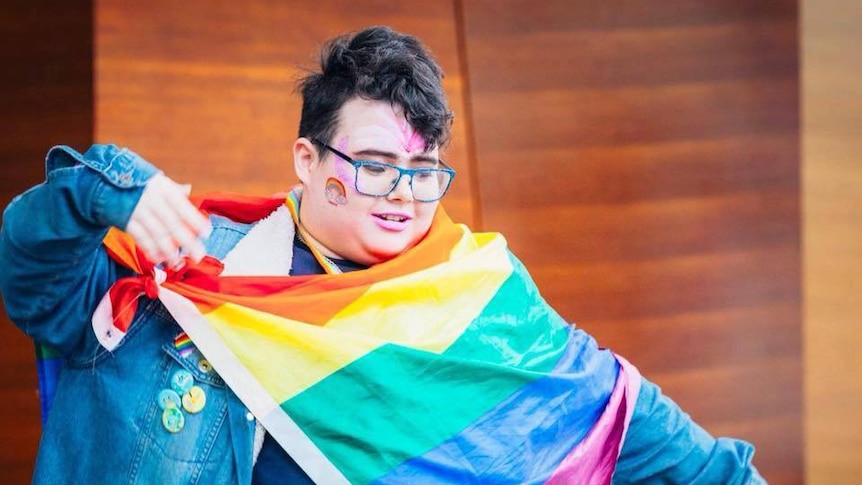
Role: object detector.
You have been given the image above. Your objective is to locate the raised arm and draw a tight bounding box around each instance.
[0,144,209,355]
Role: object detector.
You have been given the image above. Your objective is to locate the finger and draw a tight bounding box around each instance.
[125,219,162,264]
[130,173,210,263]
[148,185,210,263]
[170,223,207,263]
[132,201,181,261]
[166,258,186,271]
[183,238,208,263]
[152,232,181,263]
[133,202,185,263]
[164,186,211,238]
[156,188,209,262]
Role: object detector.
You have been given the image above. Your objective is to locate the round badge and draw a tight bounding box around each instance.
[157,389,182,410]
[170,369,194,395]
[182,385,207,414]
[162,406,185,433]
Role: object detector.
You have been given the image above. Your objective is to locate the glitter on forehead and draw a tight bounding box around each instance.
[398,117,425,153]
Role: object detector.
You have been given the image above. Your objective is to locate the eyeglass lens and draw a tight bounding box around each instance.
[356,163,451,201]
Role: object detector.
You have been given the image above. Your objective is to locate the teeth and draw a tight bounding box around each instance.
[379,215,406,222]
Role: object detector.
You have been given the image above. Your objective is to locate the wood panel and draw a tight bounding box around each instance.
[460,1,801,483]
[96,0,476,225]
[803,0,862,482]
[0,2,94,484]
[0,0,807,482]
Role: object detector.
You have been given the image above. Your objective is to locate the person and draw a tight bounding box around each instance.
[0,26,766,484]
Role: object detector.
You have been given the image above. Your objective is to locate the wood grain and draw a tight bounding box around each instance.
[0,2,94,483]
[96,0,477,226]
[459,0,801,482]
[803,0,862,482]
[0,1,809,483]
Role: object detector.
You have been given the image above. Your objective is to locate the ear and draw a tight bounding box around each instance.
[293,137,318,185]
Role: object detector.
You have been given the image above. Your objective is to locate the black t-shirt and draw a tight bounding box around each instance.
[251,236,366,485]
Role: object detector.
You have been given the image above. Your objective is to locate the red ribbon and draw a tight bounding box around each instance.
[106,253,224,333]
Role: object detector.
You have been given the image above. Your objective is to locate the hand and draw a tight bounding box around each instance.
[124,173,212,267]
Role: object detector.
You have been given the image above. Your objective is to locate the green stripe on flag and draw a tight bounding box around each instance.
[283,253,572,484]
[443,253,571,366]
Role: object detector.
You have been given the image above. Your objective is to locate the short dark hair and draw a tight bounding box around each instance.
[298,26,453,153]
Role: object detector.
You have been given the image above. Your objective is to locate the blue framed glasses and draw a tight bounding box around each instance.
[312,139,455,202]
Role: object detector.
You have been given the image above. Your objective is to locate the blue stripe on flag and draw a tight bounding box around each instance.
[370,325,620,485]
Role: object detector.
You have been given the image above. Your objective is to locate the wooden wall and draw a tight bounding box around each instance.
[0,2,93,483]
[0,1,803,483]
[459,2,801,483]
[803,0,862,482]
[95,0,478,226]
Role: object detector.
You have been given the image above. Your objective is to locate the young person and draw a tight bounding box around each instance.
[0,26,765,484]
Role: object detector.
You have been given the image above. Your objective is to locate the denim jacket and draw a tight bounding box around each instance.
[0,144,765,485]
[0,145,258,484]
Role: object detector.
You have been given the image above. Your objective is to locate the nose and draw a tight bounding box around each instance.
[386,172,414,202]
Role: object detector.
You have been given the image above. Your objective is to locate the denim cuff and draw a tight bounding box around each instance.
[45,144,161,229]
[46,144,159,188]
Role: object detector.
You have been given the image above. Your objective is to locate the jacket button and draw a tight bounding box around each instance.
[246,411,254,421]
[198,359,213,373]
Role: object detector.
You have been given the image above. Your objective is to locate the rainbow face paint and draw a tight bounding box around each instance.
[325,177,348,205]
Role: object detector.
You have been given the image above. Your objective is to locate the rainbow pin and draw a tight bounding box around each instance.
[174,332,195,358]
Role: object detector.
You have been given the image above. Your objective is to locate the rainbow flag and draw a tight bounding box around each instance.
[94,191,641,485]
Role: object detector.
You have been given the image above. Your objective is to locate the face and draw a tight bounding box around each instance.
[294,98,442,266]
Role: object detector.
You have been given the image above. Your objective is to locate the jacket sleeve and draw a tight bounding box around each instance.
[0,144,159,355]
[612,378,767,484]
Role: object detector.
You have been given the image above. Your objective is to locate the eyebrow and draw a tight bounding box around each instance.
[353,149,439,165]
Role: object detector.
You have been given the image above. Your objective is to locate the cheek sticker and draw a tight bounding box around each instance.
[325,177,348,206]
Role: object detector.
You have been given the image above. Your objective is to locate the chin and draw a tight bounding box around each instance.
[366,241,415,264]
[368,248,405,264]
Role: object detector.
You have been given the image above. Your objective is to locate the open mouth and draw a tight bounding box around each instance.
[375,214,409,223]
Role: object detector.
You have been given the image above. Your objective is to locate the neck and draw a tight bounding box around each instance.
[295,200,348,264]
[296,221,343,261]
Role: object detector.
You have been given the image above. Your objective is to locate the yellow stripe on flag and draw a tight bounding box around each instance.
[204,303,383,403]
[325,232,512,353]
[202,232,512,403]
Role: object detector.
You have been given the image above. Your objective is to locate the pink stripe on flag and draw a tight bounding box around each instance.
[544,356,642,485]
